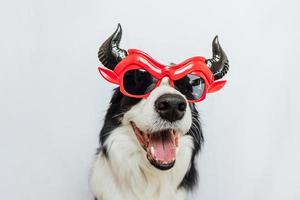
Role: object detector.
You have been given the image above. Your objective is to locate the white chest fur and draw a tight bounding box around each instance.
[90,126,194,200]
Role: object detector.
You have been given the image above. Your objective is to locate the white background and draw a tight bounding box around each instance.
[0,0,300,199]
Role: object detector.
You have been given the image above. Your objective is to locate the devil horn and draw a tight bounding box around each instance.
[98,24,127,69]
[206,36,229,80]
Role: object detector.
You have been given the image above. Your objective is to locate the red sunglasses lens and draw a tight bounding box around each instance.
[123,69,158,96]
[174,74,205,101]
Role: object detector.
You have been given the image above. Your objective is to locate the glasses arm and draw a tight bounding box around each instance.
[98,66,119,84]
[207,80,226,93]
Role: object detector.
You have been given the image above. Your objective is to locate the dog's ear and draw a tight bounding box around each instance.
[98,24,128,70]
[207,80,226,93]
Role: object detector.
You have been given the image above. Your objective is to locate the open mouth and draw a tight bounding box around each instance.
[130,122,179,170]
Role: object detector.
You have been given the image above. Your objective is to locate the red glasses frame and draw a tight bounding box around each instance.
[98,49,226,102]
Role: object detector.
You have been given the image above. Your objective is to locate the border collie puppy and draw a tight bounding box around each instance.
[91,24,229,200]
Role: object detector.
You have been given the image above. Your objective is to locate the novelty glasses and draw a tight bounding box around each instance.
[98,49,226,102]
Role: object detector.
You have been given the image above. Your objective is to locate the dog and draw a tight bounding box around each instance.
[91,24,229,200]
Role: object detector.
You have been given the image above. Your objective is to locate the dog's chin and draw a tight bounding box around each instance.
[130,121,179,170]
[149,158,175,170]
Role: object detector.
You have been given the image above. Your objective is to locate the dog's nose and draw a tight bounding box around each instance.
[155,94,187,122]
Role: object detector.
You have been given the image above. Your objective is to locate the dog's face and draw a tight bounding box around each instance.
[100,74,200,171]
[123,75,193,170]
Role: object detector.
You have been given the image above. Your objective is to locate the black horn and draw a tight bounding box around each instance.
[206,36,229,80]
[98,24,127,69]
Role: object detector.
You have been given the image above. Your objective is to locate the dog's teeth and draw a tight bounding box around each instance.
[144,133,149,141]
[150,146,155,155]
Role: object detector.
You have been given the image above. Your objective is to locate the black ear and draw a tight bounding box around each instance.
[98,24,127,70]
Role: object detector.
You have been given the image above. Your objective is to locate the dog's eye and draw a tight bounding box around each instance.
[174,74,205,101]
[134,69,148,82]
[123,69,157,95]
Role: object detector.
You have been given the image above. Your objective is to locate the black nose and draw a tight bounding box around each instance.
[155,94,187,122]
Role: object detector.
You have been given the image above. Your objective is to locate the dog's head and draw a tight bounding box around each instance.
[98,24,229,170]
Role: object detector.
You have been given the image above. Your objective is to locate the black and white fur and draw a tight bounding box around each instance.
[90,24,228,200]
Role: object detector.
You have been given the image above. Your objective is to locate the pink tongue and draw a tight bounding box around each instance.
[148,131,176,162]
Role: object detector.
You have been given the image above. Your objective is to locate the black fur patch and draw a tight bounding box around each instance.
[99,87,141,146]
[178,104,204,191]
